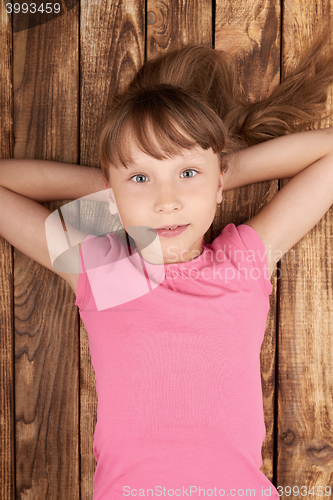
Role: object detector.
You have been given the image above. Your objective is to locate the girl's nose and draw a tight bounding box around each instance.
[154,189,182,213]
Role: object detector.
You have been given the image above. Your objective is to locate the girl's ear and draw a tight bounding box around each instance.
[216,171,224,205]
[105,187,119,215]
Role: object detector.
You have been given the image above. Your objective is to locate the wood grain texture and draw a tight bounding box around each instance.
[278,1,333,496]
[147,0,212,54]
[215,0,281,484]
[12,5,80,499]
[0,3,14,499]
[80,0,145,496]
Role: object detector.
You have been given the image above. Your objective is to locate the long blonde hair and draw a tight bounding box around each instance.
[99,22,333,184]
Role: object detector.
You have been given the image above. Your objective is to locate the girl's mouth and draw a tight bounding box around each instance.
[153,224,189,238]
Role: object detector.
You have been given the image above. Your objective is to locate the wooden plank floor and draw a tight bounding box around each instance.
[0,1,14,498]
[0,1,332,499]
[12,2,80,499]
[278,0,333,492]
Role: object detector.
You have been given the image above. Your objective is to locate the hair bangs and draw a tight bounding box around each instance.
[118,112,200,169]
[99,84,228,181]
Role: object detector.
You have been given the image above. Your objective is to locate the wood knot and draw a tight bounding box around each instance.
[280,429,295,445]
[147,11,157,25]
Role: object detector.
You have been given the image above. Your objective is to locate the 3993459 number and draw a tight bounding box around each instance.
[276,485,333,497]
[6,3,61,14]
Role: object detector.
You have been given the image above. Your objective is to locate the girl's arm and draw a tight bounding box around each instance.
[235,128,333,279]
[223,127,333,191]
[0,159,105,202]
[0,160,106,295]
[0,183,80,294]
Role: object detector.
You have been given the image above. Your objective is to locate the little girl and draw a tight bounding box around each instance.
[1,32,333,499]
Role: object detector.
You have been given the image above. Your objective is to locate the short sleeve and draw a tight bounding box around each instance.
[73,232,123,310]
[236,224,273,297]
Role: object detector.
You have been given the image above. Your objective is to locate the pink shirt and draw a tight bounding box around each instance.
[74,223,278,499]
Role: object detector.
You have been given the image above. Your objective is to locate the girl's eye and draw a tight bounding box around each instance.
[130,169,198,183]
[130,174,148,183]
[180,169,198,178]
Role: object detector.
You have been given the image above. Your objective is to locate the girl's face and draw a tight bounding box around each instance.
[105,144,224,264]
